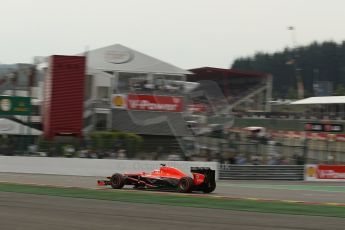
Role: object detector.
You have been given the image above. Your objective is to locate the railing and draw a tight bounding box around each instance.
[219,164,304,180]
[229,84,267,108]
[234,111,345,120]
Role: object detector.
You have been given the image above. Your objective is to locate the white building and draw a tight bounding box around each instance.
[29,44,193,136]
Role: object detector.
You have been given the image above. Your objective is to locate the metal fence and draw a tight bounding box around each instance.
[225,141,345,165]
[218,164,304,180]
[235,111,345,120]
[2,133,345,165]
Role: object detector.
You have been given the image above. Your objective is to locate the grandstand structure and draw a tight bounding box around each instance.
[0,45,274,158]
[291,96,345,120]
[0,63,43,154]
[83,44,191,135]
[81,45,264,156]
[1,45,227,156]
[80,44,202,154]
[188,67,273,113]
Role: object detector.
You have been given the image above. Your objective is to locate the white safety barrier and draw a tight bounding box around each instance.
[0,156,218,179]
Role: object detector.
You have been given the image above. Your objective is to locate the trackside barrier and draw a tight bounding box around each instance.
[219,164,304,180]
[0,156,218,179]
[3,156,324,181]
[305,164,345,181]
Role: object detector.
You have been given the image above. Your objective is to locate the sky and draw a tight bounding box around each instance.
[1,0,345,69]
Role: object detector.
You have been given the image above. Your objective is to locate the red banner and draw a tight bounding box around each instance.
[335,134,345,142]
[43,55,86,140]
[317,165,345,179]
[127,94,183,112]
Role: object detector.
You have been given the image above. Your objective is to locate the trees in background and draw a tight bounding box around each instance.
[89,131,143,158]
[232,41,345,99]
[38,130,143,158]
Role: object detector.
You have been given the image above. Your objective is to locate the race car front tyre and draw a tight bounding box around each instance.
[110,173,125,189]
[177,177,194,193]
[202,182,216,193]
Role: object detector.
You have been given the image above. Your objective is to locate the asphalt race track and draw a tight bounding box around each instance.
[1,192,345,230]
[0,172,345,203]
[1,173,345,230]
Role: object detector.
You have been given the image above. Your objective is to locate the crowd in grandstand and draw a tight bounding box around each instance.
[131,80,182,92]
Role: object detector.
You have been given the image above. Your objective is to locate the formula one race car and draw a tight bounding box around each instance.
[97,164,216,193]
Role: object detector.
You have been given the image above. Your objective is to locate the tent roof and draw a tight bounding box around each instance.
[86,44,192,75]
[291,96,345,105]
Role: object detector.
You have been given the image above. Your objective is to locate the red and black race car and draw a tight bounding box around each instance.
[97,164,216,193]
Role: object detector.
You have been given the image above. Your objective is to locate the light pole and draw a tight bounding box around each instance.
[288,26,297,47]
[288,26,308,163]
[287,26,304,99]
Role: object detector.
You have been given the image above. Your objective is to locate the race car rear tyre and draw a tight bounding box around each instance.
[202,182,216,193]
[110,173,125,189]
[177,177,194,193]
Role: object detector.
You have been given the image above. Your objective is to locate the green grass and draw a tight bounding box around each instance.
[220,183,345,193]
[1,182,345,218]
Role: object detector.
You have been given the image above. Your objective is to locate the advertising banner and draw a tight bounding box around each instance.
[0,96,31,115]
[305,164,345,181]
[304,123,343,132]
[262,131,345,142]
[335,134,345,142]
[126,94,183,112]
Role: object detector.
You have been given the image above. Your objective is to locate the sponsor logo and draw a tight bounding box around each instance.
[111,94,127,109]
[317,165,345,179]
[318,170,345,179]
[105,50,133,64]
[128,100,178,111]
[0,99,11,112]
[305,123,343,132]
[114,96,124,106]
[127,94,183,112]
[307,166,316,177]
[307,165,345,181]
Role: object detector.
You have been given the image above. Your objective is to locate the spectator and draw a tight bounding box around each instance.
[228,155,236,164]
[117,149,127,159]
[235,154,247,165]
[251,154,261,165]
[278,156,289,165]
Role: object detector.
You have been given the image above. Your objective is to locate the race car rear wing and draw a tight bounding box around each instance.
[191,167,215,184]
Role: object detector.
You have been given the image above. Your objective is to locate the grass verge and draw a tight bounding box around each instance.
[1,182,345,218]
